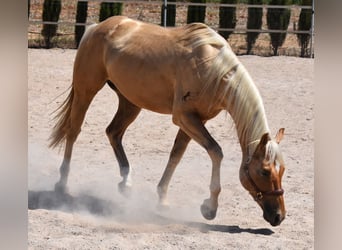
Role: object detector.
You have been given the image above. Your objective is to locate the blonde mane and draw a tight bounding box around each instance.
[266,140,284,167]
[180,23,270,150]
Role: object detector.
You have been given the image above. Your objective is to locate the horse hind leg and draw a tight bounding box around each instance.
[50,70,106,193]
[51,86,98,193]
[105,87,141,196]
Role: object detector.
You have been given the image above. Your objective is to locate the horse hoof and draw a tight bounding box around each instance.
[118,181,132,197]
[200,200,217,220]
[54,182,68,194]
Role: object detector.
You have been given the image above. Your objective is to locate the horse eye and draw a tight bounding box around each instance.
[260,169,271,177]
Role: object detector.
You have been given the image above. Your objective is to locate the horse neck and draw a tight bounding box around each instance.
[224,64,270,156]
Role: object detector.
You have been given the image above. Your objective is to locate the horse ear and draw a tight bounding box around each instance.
[259,133,270,147]
[275,128,285,144]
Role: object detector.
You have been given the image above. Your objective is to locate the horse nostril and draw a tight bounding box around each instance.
[274,214,281,225]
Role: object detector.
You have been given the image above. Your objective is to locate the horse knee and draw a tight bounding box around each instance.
[207,144,223,163]
[105,125,113,137]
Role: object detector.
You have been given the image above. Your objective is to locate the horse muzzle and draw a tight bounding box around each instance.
[263,210,285,226]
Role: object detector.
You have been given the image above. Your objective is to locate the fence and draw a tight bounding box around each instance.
[28,0,314,57]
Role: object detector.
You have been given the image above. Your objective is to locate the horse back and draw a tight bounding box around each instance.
[74,16,225,117]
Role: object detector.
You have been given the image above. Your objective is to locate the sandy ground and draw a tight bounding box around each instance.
[28,48,314,249]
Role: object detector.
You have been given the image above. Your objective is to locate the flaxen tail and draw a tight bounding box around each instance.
[49,86,74,149]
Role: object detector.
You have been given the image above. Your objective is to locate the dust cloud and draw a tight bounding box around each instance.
[28,142,203,227]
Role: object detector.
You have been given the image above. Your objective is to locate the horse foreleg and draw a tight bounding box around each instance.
[157,129,191,207]
[200,157,222,220]
[175,112,223,220]
[106,90,141,196]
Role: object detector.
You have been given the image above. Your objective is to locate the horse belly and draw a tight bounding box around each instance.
[108,61,175,114]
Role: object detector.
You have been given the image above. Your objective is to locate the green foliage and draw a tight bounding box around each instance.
[266,0,292,55]
[161,2,176,26]
[297,0,312,57]
[218,0,238,39]
[99,2,123,22]
[246,0,263,54]
[41,0,62,48]
[75,1,88,48]
[187,0,206,24]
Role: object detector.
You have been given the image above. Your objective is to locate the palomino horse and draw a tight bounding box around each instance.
[50,16,286,226]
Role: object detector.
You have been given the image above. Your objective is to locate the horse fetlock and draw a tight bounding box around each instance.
[54,181,68,194]
[119,166,130,178]
[200,198,218,220]
[156,185,167,202]
[157,200,170,212]
[157,184,166,197]
[118,180,132,197]
[210,183,221,195]
[156,184,173,210]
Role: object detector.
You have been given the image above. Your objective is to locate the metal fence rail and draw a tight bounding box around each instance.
[28,0,314,57]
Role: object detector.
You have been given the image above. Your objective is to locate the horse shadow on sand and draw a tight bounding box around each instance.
[28,189,118,216]
[28,189,274,236]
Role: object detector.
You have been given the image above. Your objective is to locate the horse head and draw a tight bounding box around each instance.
[240,128,286,226]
